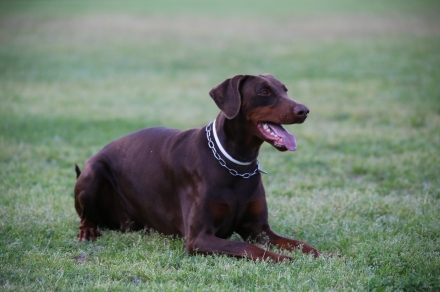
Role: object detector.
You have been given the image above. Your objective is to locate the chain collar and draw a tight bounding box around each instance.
[205,121,267,178]
[212,119,253,165]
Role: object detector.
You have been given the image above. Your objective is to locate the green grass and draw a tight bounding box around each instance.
[1,0,440,290]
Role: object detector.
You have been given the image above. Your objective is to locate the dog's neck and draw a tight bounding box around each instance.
[214,113,263,163]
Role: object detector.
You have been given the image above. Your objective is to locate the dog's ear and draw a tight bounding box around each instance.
[209,75,245,119]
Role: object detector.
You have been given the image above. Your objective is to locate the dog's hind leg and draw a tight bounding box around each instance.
[76,190,101,242]
[74,162,109,241]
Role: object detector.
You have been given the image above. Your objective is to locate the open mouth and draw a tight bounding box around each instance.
[257,122,297,151]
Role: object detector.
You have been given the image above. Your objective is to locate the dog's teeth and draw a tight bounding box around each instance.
[262,123,278,137]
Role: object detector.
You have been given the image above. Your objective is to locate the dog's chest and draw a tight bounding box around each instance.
[209,196,260,238]
[209,201,241,238]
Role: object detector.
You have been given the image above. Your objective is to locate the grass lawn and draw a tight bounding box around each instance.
[1,0,440,290]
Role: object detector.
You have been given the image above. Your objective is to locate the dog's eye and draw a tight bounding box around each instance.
[259,89,270,96]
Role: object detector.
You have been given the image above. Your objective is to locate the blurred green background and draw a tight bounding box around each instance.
[1,0,439,290]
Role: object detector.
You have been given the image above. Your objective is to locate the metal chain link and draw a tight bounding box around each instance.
[205,121,266,178]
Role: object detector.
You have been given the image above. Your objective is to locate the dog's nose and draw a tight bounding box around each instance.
[294,104,309,118]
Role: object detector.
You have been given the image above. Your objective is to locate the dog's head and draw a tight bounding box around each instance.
[209,74,309,152]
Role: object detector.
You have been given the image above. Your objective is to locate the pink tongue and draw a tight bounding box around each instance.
[268,123,297,151]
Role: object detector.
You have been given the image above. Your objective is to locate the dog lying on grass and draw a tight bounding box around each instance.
[74,74,327,262]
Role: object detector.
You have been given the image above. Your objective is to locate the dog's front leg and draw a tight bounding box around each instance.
[262,229,323,257]
[237,198,325,258]
[185,235,292,262]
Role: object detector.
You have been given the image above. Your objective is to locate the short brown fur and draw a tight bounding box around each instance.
[74,74,326,262]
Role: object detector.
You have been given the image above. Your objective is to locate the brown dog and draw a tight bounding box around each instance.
[74,74,324,262]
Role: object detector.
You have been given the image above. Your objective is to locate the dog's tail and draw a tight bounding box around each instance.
[75,164,81,179]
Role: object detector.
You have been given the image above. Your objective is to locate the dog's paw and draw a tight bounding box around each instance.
[78,228,101,242]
